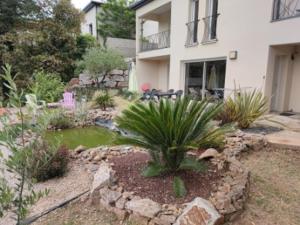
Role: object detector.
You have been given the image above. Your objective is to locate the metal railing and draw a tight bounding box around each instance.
[140,30,170,52]
[273,0,300,20]
[185,20,199,47]
[202,14,219,43]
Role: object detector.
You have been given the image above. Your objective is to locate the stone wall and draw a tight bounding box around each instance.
[73,131,266,225]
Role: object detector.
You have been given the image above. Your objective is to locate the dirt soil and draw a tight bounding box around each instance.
[110,152,222,204]
[226,147,300,225]
[30,147,300,225]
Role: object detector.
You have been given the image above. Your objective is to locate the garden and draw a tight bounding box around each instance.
[0,1,299,225]
[2,53,299,225]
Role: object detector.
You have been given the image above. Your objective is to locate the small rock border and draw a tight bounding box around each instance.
[73,131,266,225]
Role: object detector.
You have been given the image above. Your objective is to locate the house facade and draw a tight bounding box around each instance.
[131,0,300,112]
[81,1,102,41]
[80,1,136,58]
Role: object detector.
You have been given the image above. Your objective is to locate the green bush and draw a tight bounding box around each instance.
[79,47,127,84]
[92,90,115,111]
[30,71,65,103]
[217,89,268,129]
[116,97,230,196]
[28,142,69,182]
[48,109,74,129]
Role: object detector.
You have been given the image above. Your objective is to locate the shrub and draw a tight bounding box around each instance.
[48,109,74,129]
[218,89,268,129]
[28,142,69,182]
[79,47,127,85]
[116,97,231,196]
[92,90,115,111]
[30,71,65,103]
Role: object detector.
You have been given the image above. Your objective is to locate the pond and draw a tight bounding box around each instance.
[46,126,119,149]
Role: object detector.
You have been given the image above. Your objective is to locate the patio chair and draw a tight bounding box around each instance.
[141,83,150,92]
[60,92,76,109]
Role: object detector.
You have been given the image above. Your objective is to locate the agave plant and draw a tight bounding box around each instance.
[218,89,268,129]
[116,97,230,197]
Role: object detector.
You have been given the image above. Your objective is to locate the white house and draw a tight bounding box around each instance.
[131,0,300,112]
[80,0,136,58]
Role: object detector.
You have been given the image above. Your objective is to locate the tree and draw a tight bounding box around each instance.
[116,97,232,196]
[0,65,47,224]
[0,0,39,35]
[0,0,84,86]
[80,47,127,85]
[97,0,135,45]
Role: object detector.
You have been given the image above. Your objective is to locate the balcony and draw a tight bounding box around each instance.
[185,20,199,47]
[272,0,300,21]
[202,14,219,43]
[140,30,170,52]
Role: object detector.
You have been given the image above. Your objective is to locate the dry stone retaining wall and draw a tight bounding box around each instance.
[74,131,266,225]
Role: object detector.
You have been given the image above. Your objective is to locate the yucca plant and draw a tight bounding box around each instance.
[92,90,114,111]
[218,89,268,129]
[116,97,231,197]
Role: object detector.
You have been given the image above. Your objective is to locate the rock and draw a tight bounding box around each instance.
[100,188,122,205]
[152,214,177,225]
[91,162,113,195]
[128,213,149,225]
[112,207,128,221]
[74,145,87,154]
[126,198,161,218]
[174,197,223,225]
[199,148,219,160]
[93,152,106,162]
[116,197,127,209]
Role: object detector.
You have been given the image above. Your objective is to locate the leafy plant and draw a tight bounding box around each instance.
[173,177,187,198]
[116,97,230,196]
[47,109,74,130]
[0,64,47,223]
[30,71,65,103]
[97,0,135,45]
[79,47,127,86]
[29,143,69,182]
[218,89,268,129]
[92,90,115,111]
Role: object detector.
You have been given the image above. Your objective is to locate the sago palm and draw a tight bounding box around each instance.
[116,97,230,196]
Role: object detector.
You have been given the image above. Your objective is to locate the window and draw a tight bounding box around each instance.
[186,0,199,46]
[203,0,219,42]
[89,23,93,35]
[272,0,300,21]
[185,60,226,100]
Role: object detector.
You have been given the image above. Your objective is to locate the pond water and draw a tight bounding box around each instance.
[46,126,119,149]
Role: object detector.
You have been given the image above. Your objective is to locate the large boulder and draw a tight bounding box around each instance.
[91,162,113,195]
[126,198,161,218]
[174,198,223,225]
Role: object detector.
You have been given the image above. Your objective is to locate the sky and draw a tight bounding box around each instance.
[71,0,103,9]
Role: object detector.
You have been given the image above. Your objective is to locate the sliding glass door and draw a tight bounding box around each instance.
[185,59,226,100]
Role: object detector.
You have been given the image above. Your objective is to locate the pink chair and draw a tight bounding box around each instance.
[141,83,150,92]
[61,92,75,109]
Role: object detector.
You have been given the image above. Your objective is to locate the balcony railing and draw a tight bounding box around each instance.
[140,30,170,52]
[273,0,300,20]
[185,20,199,47]
[202,14,219,43]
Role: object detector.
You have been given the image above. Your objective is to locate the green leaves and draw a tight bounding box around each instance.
[218,88,268,129]
[179,157,207,173]
[97,0,135,41]
[173,177,187,198]
[116,97,227,171]
[142,162,166,177]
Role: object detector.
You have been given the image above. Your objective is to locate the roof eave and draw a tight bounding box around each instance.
[129,0,153,10]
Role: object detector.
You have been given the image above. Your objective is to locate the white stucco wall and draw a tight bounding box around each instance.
[81,6,99,38]
[135,0,300,111]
